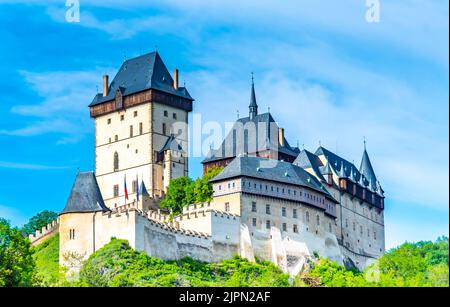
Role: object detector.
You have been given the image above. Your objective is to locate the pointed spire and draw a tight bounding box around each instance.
[249,72,258,120]
[321,159,332,175]
[359,141,377,191]
[339,161,347,178]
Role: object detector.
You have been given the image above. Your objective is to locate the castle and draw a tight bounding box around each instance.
[29,52,385,275]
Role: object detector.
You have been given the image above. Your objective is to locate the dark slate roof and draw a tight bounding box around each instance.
[359,149,377,191]
[202,112,299,163]
[159,134,182,153]
[89,52,193,107]
[293,149,326,182]
[315,146,367,184]
[60,172,110,214]
[210,156,336,202]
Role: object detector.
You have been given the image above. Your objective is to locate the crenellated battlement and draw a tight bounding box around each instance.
[28,218,60,246]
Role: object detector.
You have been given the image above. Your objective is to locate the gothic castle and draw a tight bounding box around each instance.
[29,52,385,275]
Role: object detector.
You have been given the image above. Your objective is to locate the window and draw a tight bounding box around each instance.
[113,152,119,171]
[109,137,111,143]
[69,229,75,240]
[306,211,310,222]
[132,180,137,193]
[266,204,271,214]
[374,231,377,240]
[164,110,168,117]
[293,208,297,218]
[353,222,356,231]
[367,229,370,237]
[225,202,230,212]
[316,215,320,226]
[139,122,143,135]
[294,190,296,196]
[360,225,363,235]
[293,224,298,233]
[282,207,286,217]
[329,223,332,232]
[345,219,348,228]
[129,125,133,137]
[173,113,177,119]
[162,123,166,135]
[219,185,221,190]
[107,118,111,124]
[266,220,271,229]
[120,115,124,121]
[134,111,138,117]
[252,218,257,227]
[113,184,119,197]
[115,135,118,142]
[282,223,287,232]
[251,202,257,212]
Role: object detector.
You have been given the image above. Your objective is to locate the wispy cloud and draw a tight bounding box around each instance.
[1,68,111,143]
[0,160,69,170]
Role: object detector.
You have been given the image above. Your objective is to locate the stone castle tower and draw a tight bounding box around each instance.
[88,52,194,209]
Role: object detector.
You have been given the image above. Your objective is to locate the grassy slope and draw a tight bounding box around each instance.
[31,234,60,286]
[77,238,290,287]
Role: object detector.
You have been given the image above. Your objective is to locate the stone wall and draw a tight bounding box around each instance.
[28,219,60,246]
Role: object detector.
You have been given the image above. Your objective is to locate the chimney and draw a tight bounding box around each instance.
[278,128,285,147]
[173,68,179,90]
[102,75,109,97]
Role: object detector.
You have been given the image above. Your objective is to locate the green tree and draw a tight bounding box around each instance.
[193,167,224,203]
[0,218,35,287]
[160,176,193,214]
[22,210,58,236]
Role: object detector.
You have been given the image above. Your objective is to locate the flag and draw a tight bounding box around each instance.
[124,174,129,201]
[136,174,140,202]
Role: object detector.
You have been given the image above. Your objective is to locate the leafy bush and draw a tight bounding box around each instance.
[303,237,449,287]
[0,218,35,287]
[78,238,290,287]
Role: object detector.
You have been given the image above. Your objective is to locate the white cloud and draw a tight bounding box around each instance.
[0,160,69,170]
[1,68,112,143]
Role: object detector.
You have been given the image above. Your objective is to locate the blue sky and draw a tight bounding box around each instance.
[0,0,448,249]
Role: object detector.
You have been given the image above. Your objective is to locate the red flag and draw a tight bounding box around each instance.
[124,175,129,201]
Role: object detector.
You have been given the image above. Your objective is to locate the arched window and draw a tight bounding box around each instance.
[114,152,119,171]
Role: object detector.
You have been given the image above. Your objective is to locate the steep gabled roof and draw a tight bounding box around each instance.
[210,156,336,202]
[293,149,325,182]
[202,112,299,163]
[89,51,193,106]
[60,172,110,214]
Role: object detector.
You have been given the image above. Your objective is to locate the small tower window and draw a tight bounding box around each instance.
[173,113,177,119]
[306,211,310,222]
[162,123,166,135]
[120,115,124,121]
[293,208,297,218]
[282,223,287,232]
[164,110,168,117]
[293,224,298,233]
[139,122,143,135]
[130,125,133,137]
[282,207,286,217]
[266,220,271,229]
[107,118,111,124]
[113,185,119,197]
[113,152,119,171]
[266,204,271,215]
[316,215,320,226]
[225,202,230,212]
[252,218,257,227]
[134,111,138,117]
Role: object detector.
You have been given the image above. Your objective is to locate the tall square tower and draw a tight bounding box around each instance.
[88,52,193,208]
